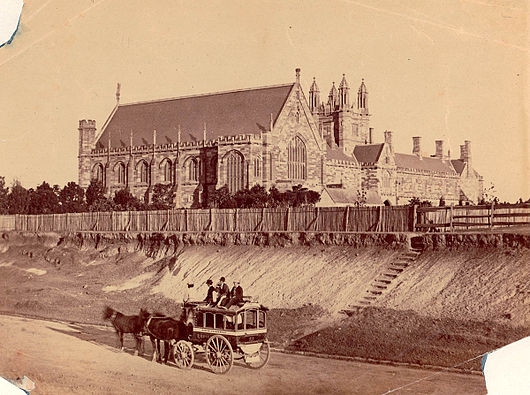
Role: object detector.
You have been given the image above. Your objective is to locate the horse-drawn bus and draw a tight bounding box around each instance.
[172,301,270,374]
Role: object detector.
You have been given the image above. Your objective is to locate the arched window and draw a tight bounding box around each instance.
[162,159,172,183]
[287,136,307,180]
[225,150,244,193]
[254,156,262,178]
[139,161,149,184]
[382,170,392,190]
[93,164,104,184]
[117,163,126,185]
[185,157,199,182]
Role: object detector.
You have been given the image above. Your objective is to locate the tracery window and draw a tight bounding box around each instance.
[185,157,199,182]
[139,161,149,184]
[162,159,172,183]
[117,163,126,185]
[225,150,244,193]
[94,164,104,184]
[287,136,307,180]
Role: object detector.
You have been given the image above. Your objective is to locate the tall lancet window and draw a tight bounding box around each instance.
[139,161,149,184]
[287,136,307,180]
[185,157,199,182]
[225,150,244,193]
[162,159,172,183]
[94,163,104,184]
[117,162,126,185]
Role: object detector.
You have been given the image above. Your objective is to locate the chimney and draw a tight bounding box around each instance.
[295,68,301,85]
[435,140,445,159]
[464,140,472,175]
[369,128,374,144]
[384,130,393,148]
[412,136,421,156]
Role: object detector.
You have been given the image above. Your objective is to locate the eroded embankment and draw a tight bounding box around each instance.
[0,231,528,327]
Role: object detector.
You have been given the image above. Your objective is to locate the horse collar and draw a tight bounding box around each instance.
[110,311,118,321]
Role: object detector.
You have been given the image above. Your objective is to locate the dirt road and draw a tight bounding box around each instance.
[0,315,485,395]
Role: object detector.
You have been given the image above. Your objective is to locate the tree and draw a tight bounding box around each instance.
[59,182,86,213]
[0,176,8,214]
[86,180,114,211]
[7,180,30,214]
[150,183,176,210]
[208,186,236,208]
[27,182,60,214]
[113,188,144,211]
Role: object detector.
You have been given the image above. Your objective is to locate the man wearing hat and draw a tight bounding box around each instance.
[225,281,244,309]
[204,279,215,305]
[213,276,230,307]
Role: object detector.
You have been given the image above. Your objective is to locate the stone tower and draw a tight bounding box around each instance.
[78,119,96,188]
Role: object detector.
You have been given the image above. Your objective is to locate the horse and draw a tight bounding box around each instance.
[143,309,193,364]
[102,306,149,356]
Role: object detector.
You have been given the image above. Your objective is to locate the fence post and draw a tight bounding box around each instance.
[344,206,350,232]
[285,207,290,231]
[490,202,495,228]
[449,205,453,232]
[234,208,238,231]
[184,209,188,232]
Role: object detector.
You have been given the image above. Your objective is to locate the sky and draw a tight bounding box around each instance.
[0,0,527,201]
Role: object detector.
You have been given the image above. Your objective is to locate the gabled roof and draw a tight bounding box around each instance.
[451,159,482,178]
[95,83,295,148]
[395,153,455,174]
[353,144,384,163]
[326,146,358,163]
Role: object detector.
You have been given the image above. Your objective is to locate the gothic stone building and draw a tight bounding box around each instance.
[77,69,483,208]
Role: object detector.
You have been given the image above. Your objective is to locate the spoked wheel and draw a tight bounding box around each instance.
[244,342,270,369]
[206,335,233,374]
[173,340,194,370]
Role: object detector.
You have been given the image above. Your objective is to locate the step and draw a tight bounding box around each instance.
[363,296,377,300]
[372,285,387,290]
[358,300,371,305]
[398,256,417,261]
[388,267,404,273]
[382,273,398,278]
[368,290,382,295]
[391,262,409,267]
[375,279,391,284]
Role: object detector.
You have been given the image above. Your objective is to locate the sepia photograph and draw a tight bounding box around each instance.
[0,0,528,393]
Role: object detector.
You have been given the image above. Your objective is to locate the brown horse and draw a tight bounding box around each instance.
[143,310,193,364]
[103,306,149,356]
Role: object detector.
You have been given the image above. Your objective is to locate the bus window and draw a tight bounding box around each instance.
[205,312,214,328]
[246,310,257,329]
[215,314,224,329]
[237,313,244,330]
[258,311,266,328]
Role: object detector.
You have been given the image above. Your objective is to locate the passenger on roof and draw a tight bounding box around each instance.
[225,281,244,309]
[213,277,230,307]
[204,279,215,305]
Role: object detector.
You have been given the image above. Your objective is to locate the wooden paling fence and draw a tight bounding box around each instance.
[0,206,412,233]
[415,203,530,231]
[0,203,528,234]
